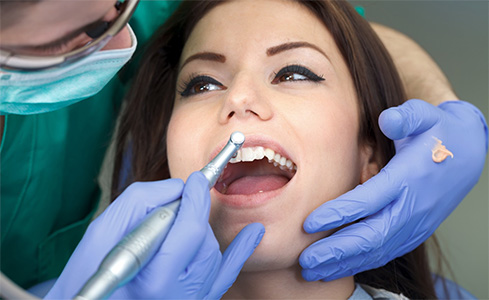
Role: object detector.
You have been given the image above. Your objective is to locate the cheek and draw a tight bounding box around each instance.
[300,100,363,198]
[167,103,220,179]
[166,111,195,179]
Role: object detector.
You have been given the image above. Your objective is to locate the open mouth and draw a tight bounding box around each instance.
[215,146,297,195]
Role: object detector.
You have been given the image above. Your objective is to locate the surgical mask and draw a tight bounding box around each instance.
[0,25,137,115]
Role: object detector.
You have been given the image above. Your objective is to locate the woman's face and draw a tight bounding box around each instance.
[167,0,376,271]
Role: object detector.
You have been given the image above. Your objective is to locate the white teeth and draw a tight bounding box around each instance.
[241,147,254,162]
[229,146,297,172]
[264,148,275,161]
[286,160,292,168]
[255,147,265,160]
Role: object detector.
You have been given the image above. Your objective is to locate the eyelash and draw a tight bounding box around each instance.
[272,64,325,84]
[178,75,226,97]
[178,64,324,98]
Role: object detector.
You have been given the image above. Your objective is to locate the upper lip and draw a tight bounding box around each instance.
[208,133,296,166]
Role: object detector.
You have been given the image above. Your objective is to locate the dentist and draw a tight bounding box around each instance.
[0,0,486,298]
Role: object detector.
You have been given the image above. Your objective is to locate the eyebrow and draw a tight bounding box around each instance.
[179,41,330,70]
[267,41,330,61]
[180,52,226,70]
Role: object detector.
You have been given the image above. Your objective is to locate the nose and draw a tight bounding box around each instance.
[218,73,273,124]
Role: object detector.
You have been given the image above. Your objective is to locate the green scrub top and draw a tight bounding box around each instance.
[0,1,181,289]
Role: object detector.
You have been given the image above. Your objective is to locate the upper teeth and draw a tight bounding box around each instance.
[230,147,297,172]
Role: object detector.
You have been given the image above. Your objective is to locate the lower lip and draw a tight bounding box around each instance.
[212,177,294,208]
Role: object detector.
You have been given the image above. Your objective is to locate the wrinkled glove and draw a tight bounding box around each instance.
[46,172,264,299]
[300,99,487,281]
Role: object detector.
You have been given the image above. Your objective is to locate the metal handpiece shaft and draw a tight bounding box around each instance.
[74,132,244,300]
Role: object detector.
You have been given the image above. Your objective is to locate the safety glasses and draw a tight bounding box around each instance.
[0,0,139,71]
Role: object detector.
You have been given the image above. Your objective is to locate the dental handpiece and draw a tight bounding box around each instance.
[74,131,245,300]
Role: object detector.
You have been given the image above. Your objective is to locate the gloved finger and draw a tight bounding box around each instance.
[300,222,383,270]
[302,228,421,282]
[302,251,373,282]
[132,224,220,298]
[181,223,223,299]
[205,223,265,300]
[301,200,411,270]
[82,179,185,253]
[95,179,185,232]
[115,179,185,211]
[379,99,442,140]
[158,172,211,275]
[303,167,401,234]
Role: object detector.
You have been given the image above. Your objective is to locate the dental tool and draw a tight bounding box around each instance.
[74,131,245,300]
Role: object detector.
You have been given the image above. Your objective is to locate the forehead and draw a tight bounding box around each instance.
[0,0,114,46]
[183,0,334,58]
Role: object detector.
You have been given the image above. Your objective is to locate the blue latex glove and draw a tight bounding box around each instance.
[46,172,265,299]
[300,99,488,281]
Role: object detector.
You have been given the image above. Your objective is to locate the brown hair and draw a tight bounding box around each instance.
[112,0,440,298]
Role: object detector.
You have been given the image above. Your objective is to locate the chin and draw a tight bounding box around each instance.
[211,214,332,273]
[239,235,302,272]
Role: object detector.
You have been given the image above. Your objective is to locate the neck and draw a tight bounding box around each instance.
[223,265,355,299]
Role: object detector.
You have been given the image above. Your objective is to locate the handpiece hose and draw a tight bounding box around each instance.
[74,132,245,300]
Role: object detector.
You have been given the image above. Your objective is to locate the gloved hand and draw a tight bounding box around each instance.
[46,172,265,299]
[300,99,488,281]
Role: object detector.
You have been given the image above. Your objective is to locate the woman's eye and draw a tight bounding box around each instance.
[179,75,226,97]
[272,65,324,84]
[277,73,308,82]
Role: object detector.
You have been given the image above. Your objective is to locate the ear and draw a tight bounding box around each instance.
[359,143,380,184]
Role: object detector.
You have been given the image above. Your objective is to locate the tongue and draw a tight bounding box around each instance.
[226,175,289,195]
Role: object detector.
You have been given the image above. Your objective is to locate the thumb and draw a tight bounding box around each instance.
[379,99,442,140]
